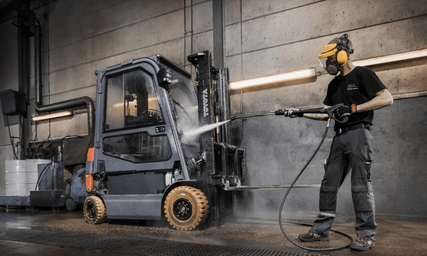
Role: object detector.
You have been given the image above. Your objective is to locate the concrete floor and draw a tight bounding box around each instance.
[0,208,426,256]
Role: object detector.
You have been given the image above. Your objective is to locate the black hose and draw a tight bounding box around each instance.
[278,119,354,251]
[35,163,52,191]
[6,116,18,160]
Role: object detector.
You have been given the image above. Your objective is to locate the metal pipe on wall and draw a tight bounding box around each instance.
[17,0,31,160]
[34,19,42,105]
[33,19,95,135]
[35,96,95,136]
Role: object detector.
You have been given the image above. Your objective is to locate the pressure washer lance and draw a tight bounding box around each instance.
[274,103,353,251]
[274,103,349,123]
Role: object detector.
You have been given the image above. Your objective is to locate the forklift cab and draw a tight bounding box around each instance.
[89,56,197,220]
[102,69,170,163]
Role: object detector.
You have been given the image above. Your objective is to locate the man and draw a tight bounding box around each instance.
[290,34,393,251]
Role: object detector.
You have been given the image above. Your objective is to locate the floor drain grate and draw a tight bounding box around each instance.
[0,229,328,256]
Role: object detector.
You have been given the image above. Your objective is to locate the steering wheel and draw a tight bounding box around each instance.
[142,109,162,122]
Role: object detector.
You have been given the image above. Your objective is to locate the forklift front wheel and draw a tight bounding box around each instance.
[83,196,107,224]
[164,186,209,231]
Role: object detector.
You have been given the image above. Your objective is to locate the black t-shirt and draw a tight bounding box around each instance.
[323,66,387,129]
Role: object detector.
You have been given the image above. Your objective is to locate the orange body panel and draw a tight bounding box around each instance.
[87,147,95,161]
[86,174,93,192]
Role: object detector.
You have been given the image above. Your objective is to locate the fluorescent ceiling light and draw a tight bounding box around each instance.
[353,49,427,67]
[230,68,316,90]
[31,111,73,121]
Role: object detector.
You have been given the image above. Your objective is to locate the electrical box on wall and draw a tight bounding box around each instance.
[0,89,27,116]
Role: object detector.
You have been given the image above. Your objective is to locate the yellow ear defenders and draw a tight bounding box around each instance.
[336,34,354,64]
[318,34,354,75]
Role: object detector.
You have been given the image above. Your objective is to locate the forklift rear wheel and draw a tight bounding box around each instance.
[83,196,107,224]
[164,186,209,231]
[65,197,77,212]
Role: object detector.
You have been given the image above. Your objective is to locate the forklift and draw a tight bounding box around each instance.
[83,51,246,230]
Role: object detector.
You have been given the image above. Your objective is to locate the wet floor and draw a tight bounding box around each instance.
[0,208,426,256]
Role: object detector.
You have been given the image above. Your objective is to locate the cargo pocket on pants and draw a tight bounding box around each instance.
[361,129,374,182]
[365,161,372,182]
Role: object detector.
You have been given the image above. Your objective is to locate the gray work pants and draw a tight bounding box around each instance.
[310,127,377,240]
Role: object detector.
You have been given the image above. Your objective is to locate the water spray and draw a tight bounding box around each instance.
[181,120,231,143]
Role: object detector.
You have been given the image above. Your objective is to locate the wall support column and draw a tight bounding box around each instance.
[212,0,225,69]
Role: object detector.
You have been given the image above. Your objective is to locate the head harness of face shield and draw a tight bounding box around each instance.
[318,34,354,75]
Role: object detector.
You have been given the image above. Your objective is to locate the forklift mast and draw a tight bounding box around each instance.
[188,51,244,186]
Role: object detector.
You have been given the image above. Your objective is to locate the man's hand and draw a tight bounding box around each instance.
[336,105,352,119]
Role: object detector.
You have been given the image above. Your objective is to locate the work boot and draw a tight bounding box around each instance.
[350,237,375,251]
[298,231,329,242]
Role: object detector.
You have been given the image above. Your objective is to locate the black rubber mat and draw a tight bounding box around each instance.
[0,228,329,256]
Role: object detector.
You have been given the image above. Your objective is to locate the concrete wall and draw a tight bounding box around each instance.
[224,0,427,218]
[0,0,426,217]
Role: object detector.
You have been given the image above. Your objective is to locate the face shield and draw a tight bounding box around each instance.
[318,57,329,71]
[318,43,341,75]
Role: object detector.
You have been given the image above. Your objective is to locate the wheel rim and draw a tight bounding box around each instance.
[86,201,96,220]
[173,198,192,221]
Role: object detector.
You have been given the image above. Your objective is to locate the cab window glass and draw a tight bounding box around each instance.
[104,69,164,131]
[103,133,172,163]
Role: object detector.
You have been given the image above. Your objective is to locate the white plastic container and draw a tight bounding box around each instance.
[26,159,51,193]
[5,183,28,196]
[5,160,27,196]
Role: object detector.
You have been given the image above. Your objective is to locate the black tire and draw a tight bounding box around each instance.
[65,197,77,212]
[164,186,209,231]
[72,164,85,173]
[83,196,107,224]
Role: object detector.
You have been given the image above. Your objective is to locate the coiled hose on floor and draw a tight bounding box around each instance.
[230,110,353,250]
[278,119,354,251]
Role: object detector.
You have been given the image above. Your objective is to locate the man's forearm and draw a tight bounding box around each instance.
[355,89,393,113]
[303,113,329,121]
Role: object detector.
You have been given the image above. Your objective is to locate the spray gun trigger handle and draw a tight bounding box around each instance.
[326,104,349,123]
